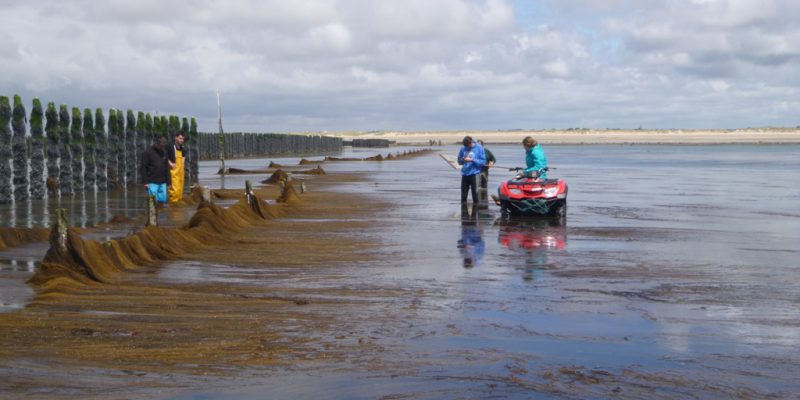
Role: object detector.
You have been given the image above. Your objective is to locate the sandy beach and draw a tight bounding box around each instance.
[1,146,798,399]
[329,128,800,145]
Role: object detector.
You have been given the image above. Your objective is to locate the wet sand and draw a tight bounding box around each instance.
[332,128,800,145]
[0,151,436,399]
[1,146,798,399]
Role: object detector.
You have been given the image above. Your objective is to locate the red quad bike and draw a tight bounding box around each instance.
[493,167,568,219]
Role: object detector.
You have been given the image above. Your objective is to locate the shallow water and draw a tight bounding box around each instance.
[2,144,799,398]
[163,144,800,398]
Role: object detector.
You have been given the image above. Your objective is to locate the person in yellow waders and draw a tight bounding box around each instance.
[167,131,186,203]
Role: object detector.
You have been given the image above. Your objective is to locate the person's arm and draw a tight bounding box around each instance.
[486,149,496,166]
[164,157,171,186]
[524,145,547,174]
[166,145,177,168]
[524,147,536,174]
[533,145,547,171]
[457,147,466,165]
[474,146,486,167]
[140,152,149,185]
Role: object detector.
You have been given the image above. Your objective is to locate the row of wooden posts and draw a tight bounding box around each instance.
[0,94,199,204]
[196,132,342,160]
[0,94,345,205]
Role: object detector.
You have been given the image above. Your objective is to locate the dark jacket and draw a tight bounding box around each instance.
[140,145,171,185]
[166,144,184,164]
[481,148,496,172]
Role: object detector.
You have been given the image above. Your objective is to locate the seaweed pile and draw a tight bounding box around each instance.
[29,184,297,289]
[324,148,433,162]
[0,227,49,251]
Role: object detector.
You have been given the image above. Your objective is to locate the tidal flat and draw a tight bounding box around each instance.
[1,145,798,399]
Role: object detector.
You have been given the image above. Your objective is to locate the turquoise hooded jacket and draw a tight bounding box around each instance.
[524,144,547,179]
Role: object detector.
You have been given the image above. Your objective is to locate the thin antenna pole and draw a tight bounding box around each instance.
[216,89,225,175]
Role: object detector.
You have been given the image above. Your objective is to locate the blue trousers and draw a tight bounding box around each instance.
[147,183,168,203]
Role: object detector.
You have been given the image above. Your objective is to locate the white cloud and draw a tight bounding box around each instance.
[0,0,798,131]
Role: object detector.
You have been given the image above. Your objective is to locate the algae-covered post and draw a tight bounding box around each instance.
[159,115,168,138]
[136,111,146,184]
[0,96,11,204]
[168,115,180,143]
[189,117,198,183]
[126,110,137,187]
[12,95,28,201]
[70,107,83,194]
[30,98,46,199]
[106,109,119,189]
[116,109,126,187]
[58,104,72,196]
[44,102,59,197]
[55,208,68,253]
[94,108,107,191]
[216,89,225,176]
[152,114,161,141]
[144,113,154,145]
[83,108,95,192]
[182,117,191,190]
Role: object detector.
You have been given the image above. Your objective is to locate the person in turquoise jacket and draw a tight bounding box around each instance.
[457,136,486,203]
[522,136,547,180]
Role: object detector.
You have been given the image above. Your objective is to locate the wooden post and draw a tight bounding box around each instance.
[0,96,12,204]
[245,180,253,206]
[146,195,157,226]
[30,98,46,199]
[216,90,225,177]
[56,208,68,252]
[199,185,211,203]
[12,95,29,200]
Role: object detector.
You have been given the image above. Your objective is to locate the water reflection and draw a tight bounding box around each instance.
[497,218,566,281]
[458,204,489,268]
[0,189,150,228]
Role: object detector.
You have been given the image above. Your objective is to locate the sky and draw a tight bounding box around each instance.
[1,0,798,132]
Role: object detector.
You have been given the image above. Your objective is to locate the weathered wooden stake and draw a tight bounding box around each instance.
[200,186,211,203]
[245,180,254,206]
[56,208,68,252]
[146,195,157,226]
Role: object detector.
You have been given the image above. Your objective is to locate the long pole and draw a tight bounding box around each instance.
[216,89,225,176]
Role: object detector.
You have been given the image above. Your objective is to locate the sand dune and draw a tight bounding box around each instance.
[330,128,800,145]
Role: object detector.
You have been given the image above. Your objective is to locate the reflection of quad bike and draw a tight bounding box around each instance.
[497,218,566,281]
[497,218,566,251]
[493,167,567,220]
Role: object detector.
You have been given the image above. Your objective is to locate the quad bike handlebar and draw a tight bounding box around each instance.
[509,167,551,179]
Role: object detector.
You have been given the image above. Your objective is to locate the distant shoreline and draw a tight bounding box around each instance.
[326,129,800,145]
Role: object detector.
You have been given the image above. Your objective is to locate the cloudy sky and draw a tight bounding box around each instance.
[1,0,798,132]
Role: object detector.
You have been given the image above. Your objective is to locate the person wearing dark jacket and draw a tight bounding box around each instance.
[477,140,496,190]
[140,137,171,203]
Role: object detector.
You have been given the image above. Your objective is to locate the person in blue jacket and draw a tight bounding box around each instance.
[521,136,547,180]
[457,136,486,203]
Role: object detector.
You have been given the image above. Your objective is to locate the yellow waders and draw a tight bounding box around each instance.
[168,147,184,203]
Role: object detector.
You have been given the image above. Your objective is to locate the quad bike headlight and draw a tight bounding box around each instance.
[543,187,559,197]
[509,188,522,195]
